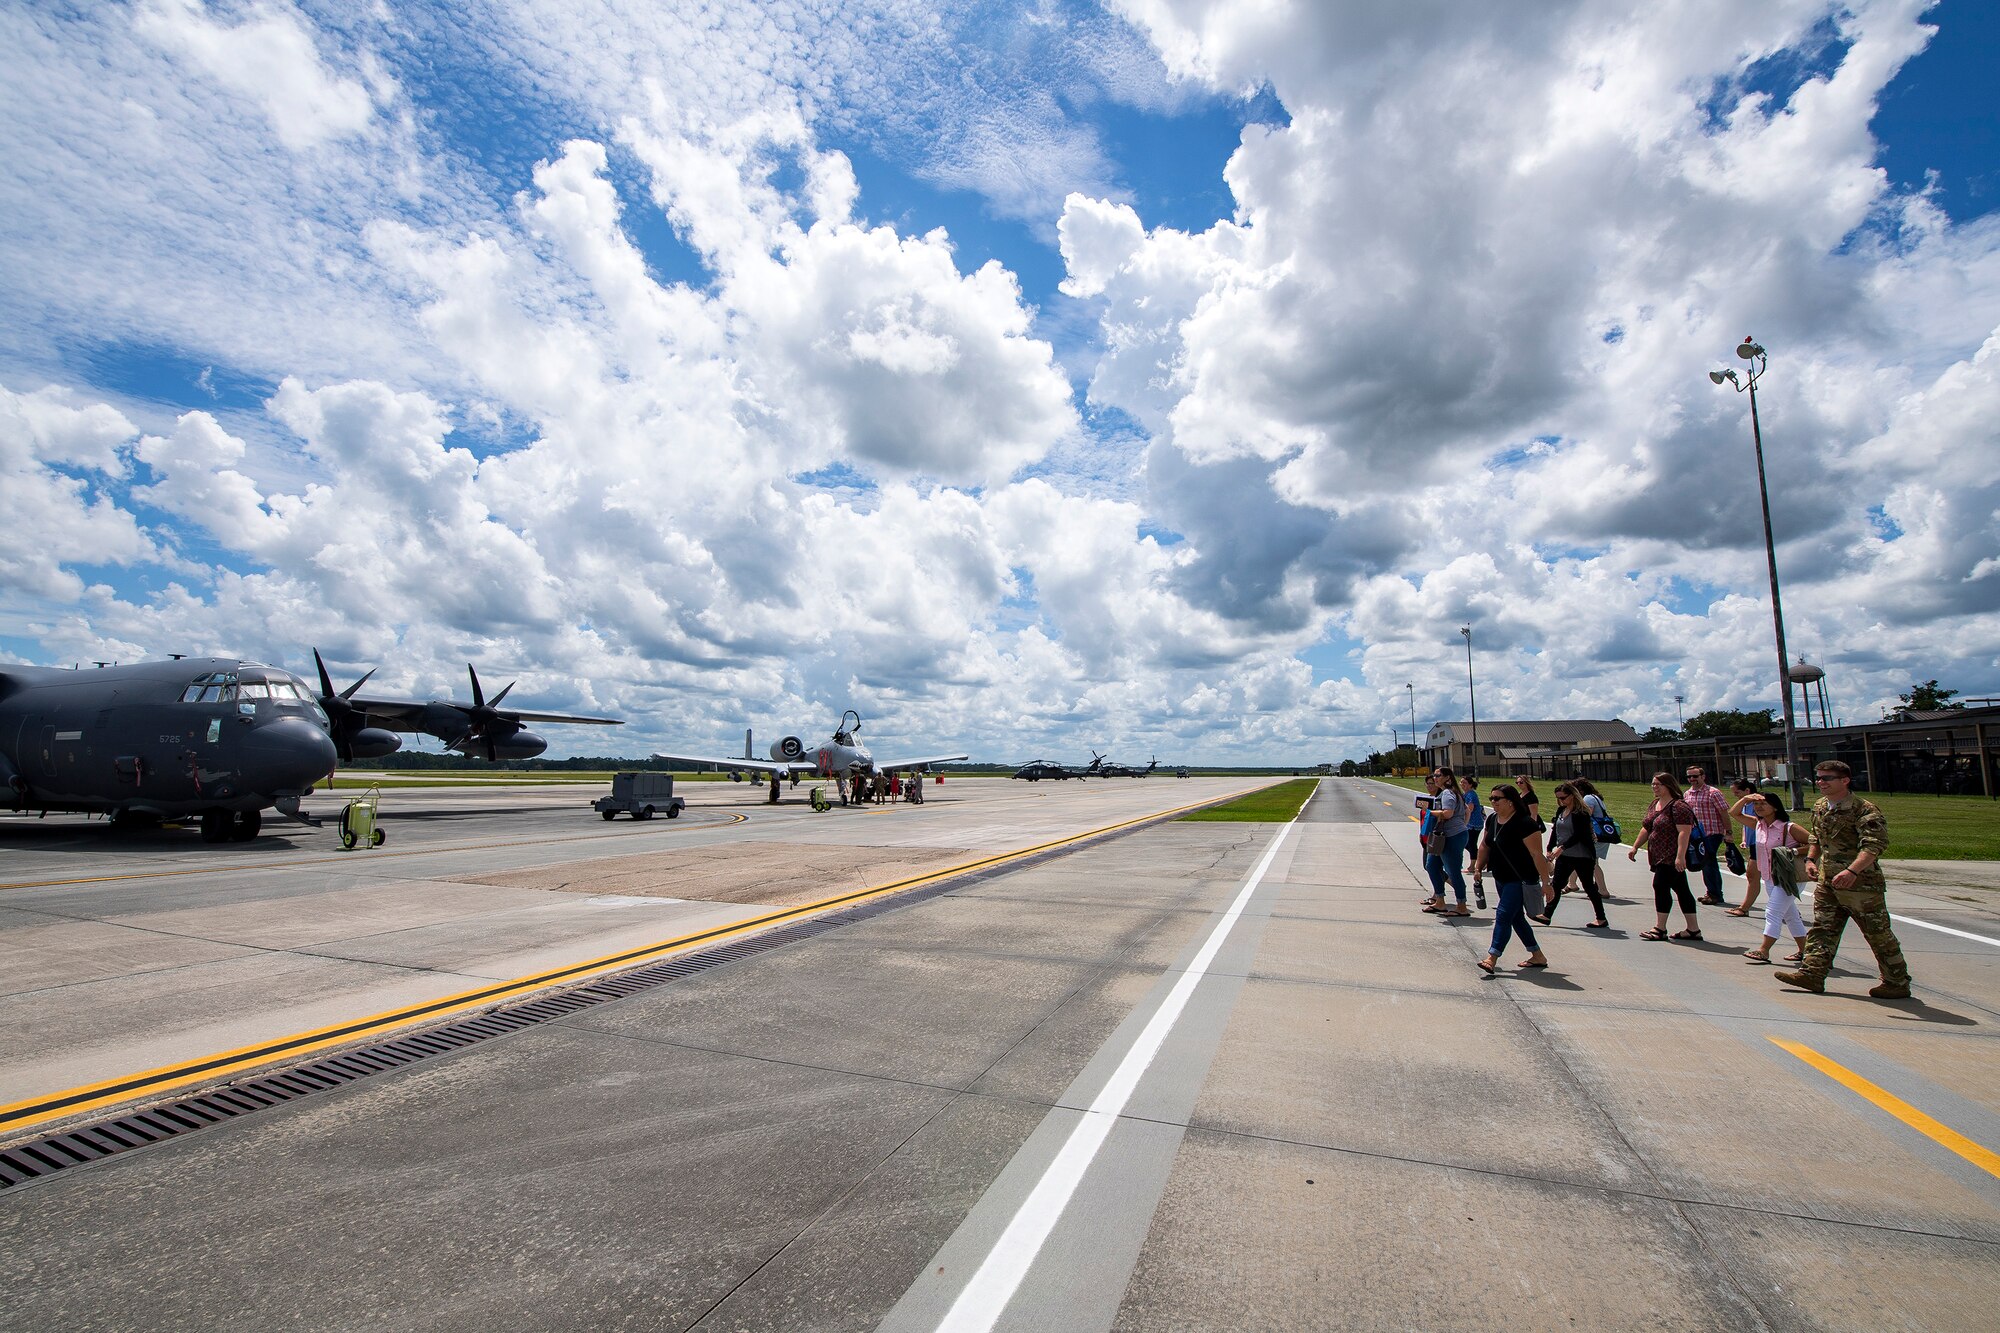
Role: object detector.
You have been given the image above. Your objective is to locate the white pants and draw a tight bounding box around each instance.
[1763,884,1807,941]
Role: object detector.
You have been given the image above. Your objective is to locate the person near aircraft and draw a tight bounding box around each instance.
[653,710,965,805]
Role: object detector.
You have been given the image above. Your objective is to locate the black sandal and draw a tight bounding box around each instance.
[1671,929,1703,941]
[1640,928,1667,941]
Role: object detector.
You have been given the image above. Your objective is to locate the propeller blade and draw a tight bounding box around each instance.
[313,648,334,698]
[489,681,516,708]
[468,664,484,710]
[339,668,375,700]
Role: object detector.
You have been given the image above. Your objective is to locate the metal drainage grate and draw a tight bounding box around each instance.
[0,795,1226,1192]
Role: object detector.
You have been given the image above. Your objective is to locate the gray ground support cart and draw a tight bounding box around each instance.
[592,772,686,820]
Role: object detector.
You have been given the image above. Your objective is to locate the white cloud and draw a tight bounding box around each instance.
[0,385,153,602]
[6,0,1998,764]
[136,0,386,151]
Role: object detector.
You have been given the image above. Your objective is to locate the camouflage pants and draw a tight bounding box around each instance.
[1800,887,1910,987]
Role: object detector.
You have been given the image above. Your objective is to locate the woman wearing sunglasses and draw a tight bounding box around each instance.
[1538,782,1609,928]
[1473,784,1552,974]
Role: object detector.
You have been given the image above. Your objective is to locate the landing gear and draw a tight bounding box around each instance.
[198,809,259,843]
[769,775,781,804]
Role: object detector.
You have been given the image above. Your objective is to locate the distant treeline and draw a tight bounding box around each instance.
[356,753,1309,776]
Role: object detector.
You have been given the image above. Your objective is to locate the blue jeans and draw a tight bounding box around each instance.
[1426,830,1469,902]
[1489,879,1541,958]
[1691,836,1724,899]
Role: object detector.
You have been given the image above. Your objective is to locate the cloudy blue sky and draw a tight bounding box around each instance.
[3,0,1997,764]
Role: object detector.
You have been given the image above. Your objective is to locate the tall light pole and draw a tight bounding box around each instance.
[1408,683,1419,771]
[1710,335,1801,809]
[1675,694,1685,730]
[1460,625,1479,780]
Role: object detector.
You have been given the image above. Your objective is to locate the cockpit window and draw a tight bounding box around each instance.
[240,682,271,699]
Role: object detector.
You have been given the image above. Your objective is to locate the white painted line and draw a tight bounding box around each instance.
[1801,891,2000,949]
[1890,914,2000,948]
[931,786,1312,1333]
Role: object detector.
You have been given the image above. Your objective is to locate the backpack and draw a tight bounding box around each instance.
[1586,795,1619,843]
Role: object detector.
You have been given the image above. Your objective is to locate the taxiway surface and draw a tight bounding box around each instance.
[3,778,1997,1331]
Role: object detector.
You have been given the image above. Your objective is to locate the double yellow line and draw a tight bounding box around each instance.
[0,789,1243,1137]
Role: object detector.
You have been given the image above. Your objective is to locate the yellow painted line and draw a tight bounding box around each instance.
[0,811,749,892]
[0,786,1258,1136]
[1769,1038,2000,1179]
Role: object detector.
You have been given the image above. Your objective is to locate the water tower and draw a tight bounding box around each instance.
[1787,658,1832,728]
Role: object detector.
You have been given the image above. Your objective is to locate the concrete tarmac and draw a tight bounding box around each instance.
[2,778,1996,1330]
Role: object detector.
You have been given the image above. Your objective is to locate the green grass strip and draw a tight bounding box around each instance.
[1180,778,1319,822]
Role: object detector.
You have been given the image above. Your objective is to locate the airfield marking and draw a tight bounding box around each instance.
[1886,913,2000,949]
[929,791,1308,1333]
[0,811,751,892]
[0,785,1270,1137]
[1769,1037,2000,1179]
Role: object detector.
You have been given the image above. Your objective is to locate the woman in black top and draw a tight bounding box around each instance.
[1473,784,1552,974]
[1538,782,1608,928]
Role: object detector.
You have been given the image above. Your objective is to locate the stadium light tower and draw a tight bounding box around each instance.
[1710,335,1801,809]
[1460,625,1479,780]
[1407,683,1418,769]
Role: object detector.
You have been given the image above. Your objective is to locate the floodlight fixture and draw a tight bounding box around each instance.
[1711,335,1799,807]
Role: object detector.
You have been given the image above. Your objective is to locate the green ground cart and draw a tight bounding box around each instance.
[338,784,386,850]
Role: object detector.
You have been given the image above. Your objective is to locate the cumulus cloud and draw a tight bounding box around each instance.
[0,386,153,602]
[6,0,1998,763]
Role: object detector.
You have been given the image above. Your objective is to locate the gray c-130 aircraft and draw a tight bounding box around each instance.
[0,656,339,842]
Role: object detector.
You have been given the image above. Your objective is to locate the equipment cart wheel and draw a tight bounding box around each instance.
[637,805,654,820]
[371,828,385,846]
[666,804,680,818]
[602,810,617,820]
[339,826,358,850]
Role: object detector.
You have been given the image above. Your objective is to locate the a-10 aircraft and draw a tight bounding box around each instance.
[311,650,620,762]
[0,657,339,842]
[654,710,966,804]
[0,652,625,842]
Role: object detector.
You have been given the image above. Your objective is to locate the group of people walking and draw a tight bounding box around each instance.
[1416,760,1911,998]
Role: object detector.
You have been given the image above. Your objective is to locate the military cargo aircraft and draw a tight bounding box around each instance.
[654,710,966,804]
[312,651,621,762]
[0,657,338,841]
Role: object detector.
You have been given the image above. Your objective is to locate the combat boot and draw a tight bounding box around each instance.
[1869,981,1912,999]
[1774,970,1824,994]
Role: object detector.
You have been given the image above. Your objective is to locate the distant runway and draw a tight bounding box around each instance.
[3,778,1997,1330]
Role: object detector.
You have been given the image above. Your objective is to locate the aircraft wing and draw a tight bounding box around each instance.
[343,697,437,731]
[874,753,969,773]
[499,709,622,725]
[650,751,811,775]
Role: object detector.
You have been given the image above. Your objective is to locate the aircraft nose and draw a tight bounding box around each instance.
[244,715,339,791]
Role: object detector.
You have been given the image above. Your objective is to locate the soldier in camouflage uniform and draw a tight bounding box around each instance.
[1775,760,1912,999]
